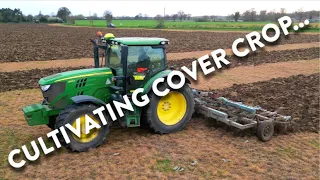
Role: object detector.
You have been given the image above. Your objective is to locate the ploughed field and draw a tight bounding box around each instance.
[0,24,319,179]
[0,47,318,92]
[208,73,320,133]
[0,24,319,62]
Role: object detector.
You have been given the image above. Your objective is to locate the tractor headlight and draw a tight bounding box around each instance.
[41,85,51,92]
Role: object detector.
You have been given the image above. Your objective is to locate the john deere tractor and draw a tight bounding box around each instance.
[22,33,195,151]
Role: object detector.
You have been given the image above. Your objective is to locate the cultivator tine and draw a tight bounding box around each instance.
[194,89,291,134]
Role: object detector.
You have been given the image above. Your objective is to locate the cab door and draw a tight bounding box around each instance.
[126,45,167,93]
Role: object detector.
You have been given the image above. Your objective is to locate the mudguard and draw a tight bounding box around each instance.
[71,95,106,106]
[142,70,191,94]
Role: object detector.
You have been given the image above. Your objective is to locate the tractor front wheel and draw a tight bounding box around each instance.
[144,83,194,134]
[55,104,110,152]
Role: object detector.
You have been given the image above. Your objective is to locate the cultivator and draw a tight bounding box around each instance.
[192,89,292,141]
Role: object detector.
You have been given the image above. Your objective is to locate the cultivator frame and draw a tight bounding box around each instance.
[193,90,292,141]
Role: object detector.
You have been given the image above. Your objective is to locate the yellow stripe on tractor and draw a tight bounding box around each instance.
[55,72,112,82]
[133,75,145,81]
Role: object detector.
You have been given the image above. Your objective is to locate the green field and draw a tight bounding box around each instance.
[73,19,319,32]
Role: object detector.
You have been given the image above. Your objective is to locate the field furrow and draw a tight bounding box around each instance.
[0,24,319,62]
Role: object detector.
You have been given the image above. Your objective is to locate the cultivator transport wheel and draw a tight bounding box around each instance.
[144,84,195,134]
[55,104,110,152]
[256,120,274,142]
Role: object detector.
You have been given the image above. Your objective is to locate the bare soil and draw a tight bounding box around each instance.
[0,23,319,180]
[204,73,319,133]
[0,43,318,72]
[0,83,318,179]
[171,47,320,69]
[0,66,87,92]
[0,24,319,62]
[192,59,319,90]
[0,58,318,92]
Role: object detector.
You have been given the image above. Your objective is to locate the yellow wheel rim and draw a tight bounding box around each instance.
[71,115,100,143]
[157,91,187,125]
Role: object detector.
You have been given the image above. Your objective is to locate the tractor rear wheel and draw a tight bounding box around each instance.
[144,83,194,134]
[55,104,110,152]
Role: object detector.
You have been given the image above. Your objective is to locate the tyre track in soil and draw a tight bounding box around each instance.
[0,42,318,72]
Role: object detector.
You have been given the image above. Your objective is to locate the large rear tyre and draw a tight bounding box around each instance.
[144,83,194,134]
[55,104,110,152]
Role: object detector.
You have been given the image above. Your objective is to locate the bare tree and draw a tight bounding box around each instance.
[295,8,305,21]
[259,10,267,21]
[232,12,240,22]
[134,13,143,20]
[183,14,188,20]
[187,14,192,20]
[280,8,286,16]
[242,10,250,21]
[103,10,112,23]
[209,15,216,22]
[154,14,162,20]
[89,15,93,26]
[177,10,185,21]
[92,13,98,20]
[266,9,277,21]
[172,14,178,22]
[249,8,257,21]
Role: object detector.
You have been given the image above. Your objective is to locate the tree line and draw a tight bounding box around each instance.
[232,8,319,22]
[0,7,71,23]
[0,7,319,24]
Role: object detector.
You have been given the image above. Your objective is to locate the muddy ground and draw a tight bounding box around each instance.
[0,62,318,133]
[0,47,318,92]
[212,73,319,133]
[0,24,319,62]
[0,75,319,179]
[0,66,87,92]
[170,47,320,69]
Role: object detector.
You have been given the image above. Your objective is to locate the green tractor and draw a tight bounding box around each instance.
[22,33,195,151]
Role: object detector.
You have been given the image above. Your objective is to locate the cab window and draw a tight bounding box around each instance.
[108,45,121,69]
[127,46,165,72]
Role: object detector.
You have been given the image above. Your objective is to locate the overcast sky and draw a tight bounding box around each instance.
[0,1,319,17]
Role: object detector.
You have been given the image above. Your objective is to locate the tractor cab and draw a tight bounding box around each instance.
[91,33,170,127]
[92,34,169,95]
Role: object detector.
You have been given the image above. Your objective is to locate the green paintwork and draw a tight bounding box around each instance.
[23,38,170,128]
[39,67,113,85]
[22,104,59,126]
[110,37,168,46]
[24,67,115,126]
[49,71,114,110]
[126,103,141,127]
[142,70,172,94]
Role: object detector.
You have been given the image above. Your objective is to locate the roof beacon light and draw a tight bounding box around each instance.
[104,33,115,40]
